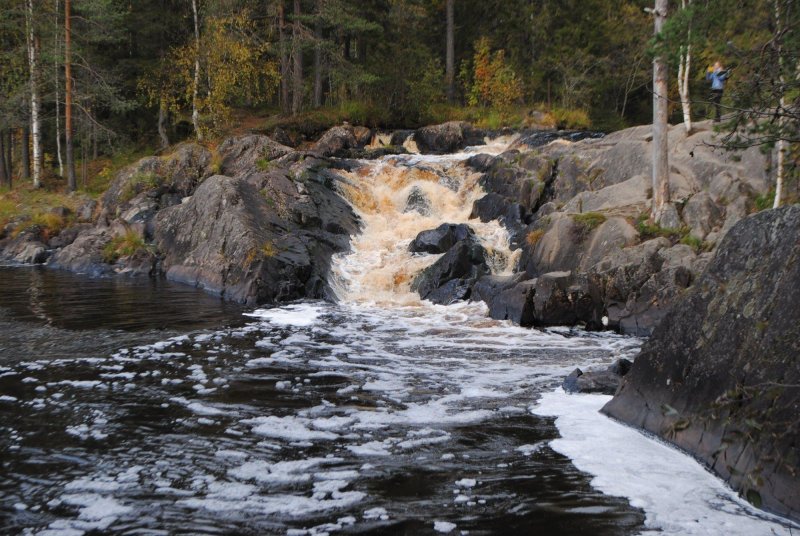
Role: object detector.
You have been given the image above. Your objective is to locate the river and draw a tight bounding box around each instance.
[0,141,794,535]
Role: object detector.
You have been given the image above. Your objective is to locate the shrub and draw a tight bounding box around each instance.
[526,228,546,247]
[635,216,684,241]
[753,190,775,212]
[571,212,606,243]
[103,231,149,263]
[551,107,592,130]
[680,234,703,251]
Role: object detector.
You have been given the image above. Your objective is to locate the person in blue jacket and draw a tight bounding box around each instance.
[706,61,730,122]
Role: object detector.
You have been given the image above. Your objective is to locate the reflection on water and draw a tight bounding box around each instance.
[0,266,244,362]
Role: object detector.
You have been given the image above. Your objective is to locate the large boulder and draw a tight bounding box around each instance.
[413,121,484,154]
[217,134,294,177]
[154,170,357,304]
[311,125,359,158]
[102,143,213,216]
[48,227,114,277]
[411,238,490,303]
[603,206,800,522]
[409,223,474,254]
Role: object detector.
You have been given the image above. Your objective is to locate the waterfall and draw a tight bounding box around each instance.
[330,136,520,305]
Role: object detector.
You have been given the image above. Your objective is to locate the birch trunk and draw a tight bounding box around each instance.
[54,0,63,177]
[65,0,77,191]
[21,127,30,181]
[291,0,303,115]
[26,0,42,188]
[773,0,785,208]
[158,98,170,150]
[677,0,692,133]
[191,0,202,141]
[445,0,455,103]
[652,0,670,221]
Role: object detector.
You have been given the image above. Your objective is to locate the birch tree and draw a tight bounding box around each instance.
[25,0,42,188]
[677,0,692,133]
[773,0,786,208]
[54,0,63,177]
[651,0,670,221]
[64,0,76,191]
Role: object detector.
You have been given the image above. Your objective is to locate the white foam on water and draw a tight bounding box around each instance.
[433,520,457,533]
[532,389,798,535]
[246,303,325,326]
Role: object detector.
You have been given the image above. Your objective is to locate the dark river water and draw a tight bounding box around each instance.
[0,266,653,535]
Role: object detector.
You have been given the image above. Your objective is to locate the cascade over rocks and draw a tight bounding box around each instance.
[602,206,800,522]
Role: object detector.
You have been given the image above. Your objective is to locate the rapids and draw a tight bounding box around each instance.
[0,139,796,535]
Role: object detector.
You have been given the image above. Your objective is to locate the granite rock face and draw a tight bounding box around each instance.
[602,206,800,522]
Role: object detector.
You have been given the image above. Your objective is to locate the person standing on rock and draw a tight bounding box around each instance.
[706,61,730,122]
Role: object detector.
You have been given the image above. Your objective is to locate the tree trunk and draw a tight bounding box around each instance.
[65,0,77,191]
[21,127,30,181]
[652,0,670,221]
[191,0,202,140]
[0,132,7,187]
[5,130,12,184]
[158,97,170,149]
[54,0,64,177]
[445,0,455,103]
[677,0,692,133]
[26,0,42,188]
[313,1,322,108]
[291,0,303,115]
[773,0,785,209]
[279,1,290,114]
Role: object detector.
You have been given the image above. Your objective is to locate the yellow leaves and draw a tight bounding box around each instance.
[138,10,280,138]
[467,37,524,109]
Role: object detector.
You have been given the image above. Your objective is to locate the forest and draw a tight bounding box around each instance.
[0,0,797,197]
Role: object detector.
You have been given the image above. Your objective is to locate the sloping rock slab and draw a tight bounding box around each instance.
[602,206,800,522]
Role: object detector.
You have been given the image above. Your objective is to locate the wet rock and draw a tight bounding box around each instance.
[48,228,114,277]
[603,206,800,522]
[486,278,537,326]
[563,358,632,395]
[532,271,601,328]
[412,239,490,303]
[470,274,524,306]
[409,223,474,254]
[414,121,484,154]
[389,130,414,146]
[403,186,432,216]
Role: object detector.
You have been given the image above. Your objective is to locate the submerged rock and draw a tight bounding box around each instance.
[603,206,800,522]
[563,358,632,395]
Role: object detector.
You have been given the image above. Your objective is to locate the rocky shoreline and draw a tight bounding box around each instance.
[0,120,772,328]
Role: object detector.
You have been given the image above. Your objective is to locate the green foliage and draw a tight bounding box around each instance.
[102,230,150,263]
[754,191,776,212]
[636,216,685,241]
[571,211,606,242]
[680,234,703,251]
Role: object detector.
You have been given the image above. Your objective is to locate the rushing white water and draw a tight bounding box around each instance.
[330,137,519,305]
